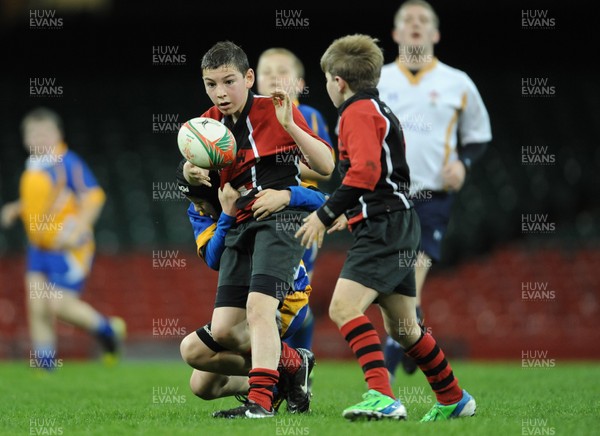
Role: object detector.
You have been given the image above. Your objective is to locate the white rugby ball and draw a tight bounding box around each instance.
[177,117,236,170]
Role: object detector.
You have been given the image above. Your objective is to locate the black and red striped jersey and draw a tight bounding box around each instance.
[336,88,412,226]
[201,91,331,223]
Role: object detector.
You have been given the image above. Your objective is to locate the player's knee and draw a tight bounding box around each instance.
[328,298,353,326]
[179,333,195,363]
[180,333,212,367]
[191,383,216,401]
[194,389,218,401]
[210,324,235,347]
[189,374,218,400]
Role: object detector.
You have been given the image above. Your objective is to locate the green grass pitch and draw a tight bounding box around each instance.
[2,359,599,435]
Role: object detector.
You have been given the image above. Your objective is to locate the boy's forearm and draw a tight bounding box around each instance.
[286,124,334,176]
[299,163,332,182]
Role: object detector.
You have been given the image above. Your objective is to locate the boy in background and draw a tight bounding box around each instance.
[0,107,125,370]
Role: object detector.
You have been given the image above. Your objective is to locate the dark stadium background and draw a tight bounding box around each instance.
[1,0,598,361]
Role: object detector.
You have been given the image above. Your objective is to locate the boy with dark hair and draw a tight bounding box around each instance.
[192,41,334,418]
[176,159,324,411]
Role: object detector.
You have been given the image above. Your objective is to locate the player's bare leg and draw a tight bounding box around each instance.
[199,305,309,415]
[210,307,249,353]
[246,292,281,367]
[26,273,56,346]
[50,288,104,331]
[246,292,280,408]
[180,331,250,376]
[212,292,281,418]
[49,287,125,363]
[26,273,58,370]
[189,369,249,400]
[415,251,432,308]
[328,279,377,326]
[384,252,431,377]
[379,293,421,349]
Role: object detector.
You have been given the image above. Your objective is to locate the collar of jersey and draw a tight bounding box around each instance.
[396,57,438,85]
[337,88,380,115]
[223,90,255,133]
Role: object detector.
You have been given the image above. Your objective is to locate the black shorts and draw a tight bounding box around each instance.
[340,209,420,297]
[215,209,308,308]
[412,192,455,262]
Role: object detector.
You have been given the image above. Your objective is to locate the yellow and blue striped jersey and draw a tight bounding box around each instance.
[19,142,105,250]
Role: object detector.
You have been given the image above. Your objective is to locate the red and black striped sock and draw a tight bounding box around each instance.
[247,368,278,411]
[279,342,302,375]
[405,332,462,405]
[340,315,394,399]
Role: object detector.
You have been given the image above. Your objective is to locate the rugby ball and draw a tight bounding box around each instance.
[177,117,237,170]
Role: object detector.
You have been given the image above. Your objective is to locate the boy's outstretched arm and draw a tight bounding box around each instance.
[271,90,335,176]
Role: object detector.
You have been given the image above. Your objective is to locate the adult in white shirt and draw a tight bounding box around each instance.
[378,0,492,379]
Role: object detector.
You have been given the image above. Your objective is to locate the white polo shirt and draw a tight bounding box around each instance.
[378,58,492,195]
